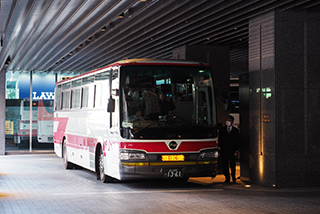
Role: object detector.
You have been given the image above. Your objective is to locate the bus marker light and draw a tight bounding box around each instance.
[197,161,217,165]
[122,162,149,166]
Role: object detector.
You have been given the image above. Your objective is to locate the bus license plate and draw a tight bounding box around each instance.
[163,168,183,178]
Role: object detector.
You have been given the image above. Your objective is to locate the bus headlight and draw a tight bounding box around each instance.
[199,150,219,159]
[120,151,146,160]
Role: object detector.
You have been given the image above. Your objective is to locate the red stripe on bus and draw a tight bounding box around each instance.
[19,121,37,123]
[19,129,37,136]
[53,117,68,144]
[119,140,217,153]
[54,131,217,153]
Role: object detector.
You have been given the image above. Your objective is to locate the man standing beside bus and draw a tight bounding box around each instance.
[218,115,240,183]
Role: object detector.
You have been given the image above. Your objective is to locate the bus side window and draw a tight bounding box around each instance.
[101,84,109,107]
[88,86,94,108]
[94,84,102,108]
[62,91,70,109]
[71,89,81,109]
[81,87,89,108]
[55,85,61,111]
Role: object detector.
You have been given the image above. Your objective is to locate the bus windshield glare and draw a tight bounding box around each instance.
[120,65,217,139]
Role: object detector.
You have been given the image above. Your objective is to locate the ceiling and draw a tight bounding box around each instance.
[0,0,319,77]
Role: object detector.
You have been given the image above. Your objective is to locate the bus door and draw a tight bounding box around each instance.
[110,68,120,131]
[195,86,213,125]
[105,68,120,177]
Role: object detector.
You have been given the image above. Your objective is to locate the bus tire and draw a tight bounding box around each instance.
[97,147,113,183]
[63,140,74,169]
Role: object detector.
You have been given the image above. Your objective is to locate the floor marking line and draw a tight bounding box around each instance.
[53,189,224,196]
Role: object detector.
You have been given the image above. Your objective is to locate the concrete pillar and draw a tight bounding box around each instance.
[248,10,320,187]
[172,45,230,123]
[0,70,5,155]
[239,73,250,179]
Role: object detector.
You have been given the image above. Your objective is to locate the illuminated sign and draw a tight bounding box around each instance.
[256,87,272,99]
[162,155,185,161]
[263,114,270,122]
[32,92,54,100]
[18,73,55,99]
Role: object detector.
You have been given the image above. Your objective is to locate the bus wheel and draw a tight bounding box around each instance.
[63,140,73,169]
[98,148,113,183]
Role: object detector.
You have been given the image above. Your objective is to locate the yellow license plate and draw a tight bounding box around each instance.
[162,155,184,161]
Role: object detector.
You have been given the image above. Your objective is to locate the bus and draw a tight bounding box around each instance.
[15,100,38,146]
[13,99,54,146]
[54,58,219,182]
[37,99,54,143]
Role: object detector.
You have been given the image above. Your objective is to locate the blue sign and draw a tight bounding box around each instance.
[19,73,55,99]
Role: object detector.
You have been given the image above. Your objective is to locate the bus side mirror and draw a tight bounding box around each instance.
[107,98,115,112]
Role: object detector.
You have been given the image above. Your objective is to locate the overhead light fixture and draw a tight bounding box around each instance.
[118,13,124,18]
[87,37,92,41]
[78,44,82,48]
[140,0,146,1]
[5,56,10,66]
[101,26,106,31]
[68,51,73,55]
[61,58,65,62]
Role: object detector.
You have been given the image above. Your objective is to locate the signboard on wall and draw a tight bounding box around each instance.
[19,73,55,99]
[5,121,14,135]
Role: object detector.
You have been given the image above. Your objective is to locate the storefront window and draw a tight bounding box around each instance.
[5,72,74,151]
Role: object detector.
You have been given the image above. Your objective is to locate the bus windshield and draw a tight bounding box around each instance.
[120,64,217,139]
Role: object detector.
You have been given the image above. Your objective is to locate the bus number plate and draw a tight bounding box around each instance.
[163,168,183,178]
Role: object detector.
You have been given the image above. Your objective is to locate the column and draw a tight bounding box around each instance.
[0,70,5,155]
[248,10,320,187]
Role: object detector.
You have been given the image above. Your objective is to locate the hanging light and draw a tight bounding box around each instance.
[118,13,124,18]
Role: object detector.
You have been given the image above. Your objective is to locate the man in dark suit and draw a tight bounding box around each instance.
[218,115,240,183]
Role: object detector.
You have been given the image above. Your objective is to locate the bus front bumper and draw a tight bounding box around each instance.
[119,160,218,180]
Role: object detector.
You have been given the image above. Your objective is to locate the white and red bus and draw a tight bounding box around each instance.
[15,100,38,145]
[14,99,54,146]
[54,59,219,182]
[37,99,54,143]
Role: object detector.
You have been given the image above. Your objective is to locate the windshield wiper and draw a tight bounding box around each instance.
[133,120,159,135]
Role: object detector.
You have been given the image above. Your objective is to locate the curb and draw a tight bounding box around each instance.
[5,150,55,155]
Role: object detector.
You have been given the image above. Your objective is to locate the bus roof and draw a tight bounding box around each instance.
[113,58,209,66]
[56,58,210,85]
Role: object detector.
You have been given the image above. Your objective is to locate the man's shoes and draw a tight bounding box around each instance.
[224,180,230,183]
[232,177,236,182]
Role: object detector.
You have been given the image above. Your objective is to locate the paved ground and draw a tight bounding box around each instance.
[1,153,320,214]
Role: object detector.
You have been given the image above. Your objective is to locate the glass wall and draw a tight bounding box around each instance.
[5,72,74,151]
